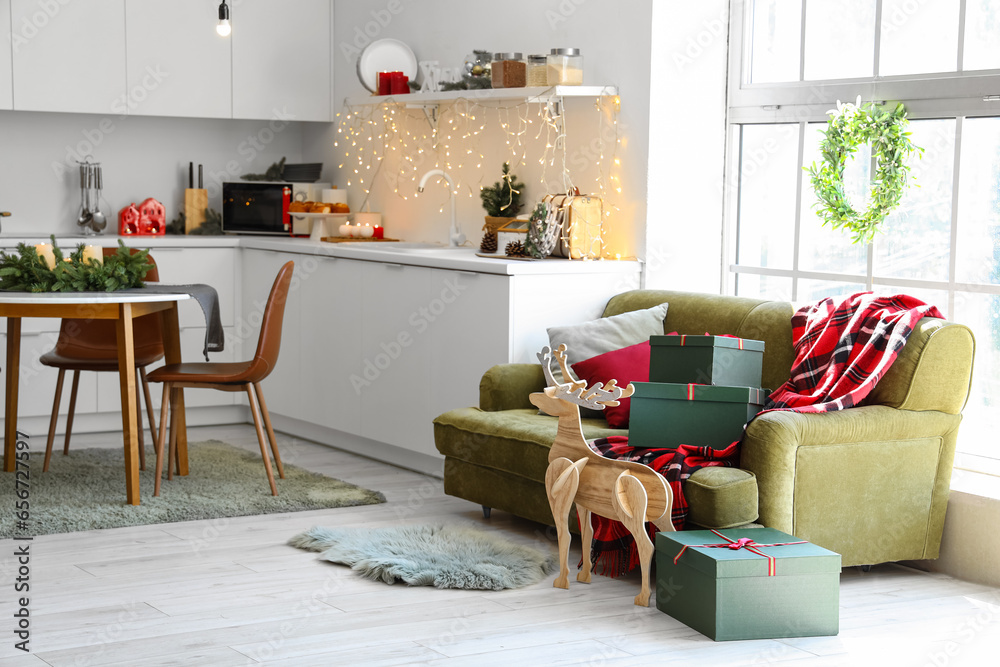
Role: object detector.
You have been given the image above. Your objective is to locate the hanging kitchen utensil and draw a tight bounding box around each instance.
[76,163,90,228]
[91,165,107,232]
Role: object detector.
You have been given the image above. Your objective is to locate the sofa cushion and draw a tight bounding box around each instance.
[571,341,650,428]
[546,303,668,381]
[433,408,622,482]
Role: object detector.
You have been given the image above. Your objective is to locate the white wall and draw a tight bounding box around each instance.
[305,0,653,257]
[0,111,307,237]
[644,0,730,291]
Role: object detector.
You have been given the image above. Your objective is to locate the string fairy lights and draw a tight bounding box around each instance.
[334,91,621,257]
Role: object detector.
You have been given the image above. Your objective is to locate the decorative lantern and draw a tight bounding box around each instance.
[138,198,166,235]
[118,203,140,235]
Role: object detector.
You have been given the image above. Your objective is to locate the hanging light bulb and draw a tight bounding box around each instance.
[216,1,231,36]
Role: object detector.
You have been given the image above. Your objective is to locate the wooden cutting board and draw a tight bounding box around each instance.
[320,236,400,243]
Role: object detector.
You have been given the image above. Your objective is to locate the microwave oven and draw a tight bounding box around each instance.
[222,181,332,236]
[222,181,292,235]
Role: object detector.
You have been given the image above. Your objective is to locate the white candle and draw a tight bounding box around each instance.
[338,224,352,237]
[83,245,104,266]
[35,243,56,269]
[358,225,375,239]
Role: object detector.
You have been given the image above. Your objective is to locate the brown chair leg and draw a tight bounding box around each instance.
[43,369,66,473]
[135,368,145,471]
[63,370,80,455]
[246,384,278,496]
[253,382,284,479]
[168,387,181,481]
[154,381,171,497]
[140,367,159,455]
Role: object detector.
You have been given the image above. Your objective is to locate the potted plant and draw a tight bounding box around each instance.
[480,162,525,235]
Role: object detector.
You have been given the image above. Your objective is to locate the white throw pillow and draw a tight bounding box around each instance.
[545,303,669,383]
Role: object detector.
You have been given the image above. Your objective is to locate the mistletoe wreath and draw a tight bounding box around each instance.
[807,97,922,245]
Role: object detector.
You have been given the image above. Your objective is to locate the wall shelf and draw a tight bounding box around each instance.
[344,85,618,108]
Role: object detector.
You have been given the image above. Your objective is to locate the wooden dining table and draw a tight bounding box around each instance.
[1,291,191,505]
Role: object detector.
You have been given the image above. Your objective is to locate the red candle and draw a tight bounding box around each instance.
[390,72,409,95]
[373,225,384,239]
[378,71,393,96]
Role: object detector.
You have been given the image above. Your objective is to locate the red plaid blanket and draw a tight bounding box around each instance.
[765,292,943,412]
[586,437,739,577]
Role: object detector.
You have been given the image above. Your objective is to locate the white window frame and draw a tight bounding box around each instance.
[724,0,1000,475]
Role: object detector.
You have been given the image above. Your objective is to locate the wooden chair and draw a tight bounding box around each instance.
[147,261,294,497]
[40,249,162,473]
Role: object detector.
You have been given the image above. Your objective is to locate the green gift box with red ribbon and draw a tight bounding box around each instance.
[628,382,769,450]
[655,527,841,641]
[649,334,765,387]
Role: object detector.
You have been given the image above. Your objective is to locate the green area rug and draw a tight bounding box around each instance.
[290,524,557,590]
[0,440,386,537]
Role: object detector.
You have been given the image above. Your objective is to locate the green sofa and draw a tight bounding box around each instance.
[433,289,976,568]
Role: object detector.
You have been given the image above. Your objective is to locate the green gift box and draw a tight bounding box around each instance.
[655,528,841,641]
[628,382,768,449]
[649,335,764,387]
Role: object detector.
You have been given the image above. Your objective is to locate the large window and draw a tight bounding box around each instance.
[726,0,1000,474]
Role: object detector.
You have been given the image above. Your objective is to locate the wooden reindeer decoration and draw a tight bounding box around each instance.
[531,344,675,607]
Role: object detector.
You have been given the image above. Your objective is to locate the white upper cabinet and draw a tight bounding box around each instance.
[0,1,12,110]
[124,0,232,119]
[232,0,331,122]
[10,0,126,114]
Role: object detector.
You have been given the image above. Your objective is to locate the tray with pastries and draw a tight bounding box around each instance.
[288,200,351,216]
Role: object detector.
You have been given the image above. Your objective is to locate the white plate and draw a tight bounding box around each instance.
[356,38,418,93]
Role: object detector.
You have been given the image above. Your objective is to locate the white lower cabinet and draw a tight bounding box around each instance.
[240,249,302,420]
[241,248,640,460]
[0,330,100,420]
[297,254,363,435]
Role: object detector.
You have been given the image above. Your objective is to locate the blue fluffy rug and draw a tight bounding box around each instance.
[288,524,557,590]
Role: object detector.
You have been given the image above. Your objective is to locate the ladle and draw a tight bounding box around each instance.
[91,165,107,231]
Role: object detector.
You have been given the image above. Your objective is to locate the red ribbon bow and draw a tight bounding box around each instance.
[672,530,808,576]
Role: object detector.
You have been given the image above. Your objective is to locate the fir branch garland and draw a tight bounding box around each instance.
[807,99,923,245]
[0,237,152,292]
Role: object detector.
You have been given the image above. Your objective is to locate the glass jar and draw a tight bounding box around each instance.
[526,55,548,87]
[491,52,526,89]
[546,48,584,86]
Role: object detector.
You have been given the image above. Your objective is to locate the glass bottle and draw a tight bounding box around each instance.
[491,52,526,89]
[546,48,584,86]
[526,55,548,87]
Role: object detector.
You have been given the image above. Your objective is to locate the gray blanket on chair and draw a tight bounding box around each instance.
[136,283,224,360]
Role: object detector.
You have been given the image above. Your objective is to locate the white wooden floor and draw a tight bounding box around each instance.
[2,424,999,667]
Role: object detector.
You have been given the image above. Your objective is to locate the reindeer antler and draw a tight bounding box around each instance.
[537,345,635,411]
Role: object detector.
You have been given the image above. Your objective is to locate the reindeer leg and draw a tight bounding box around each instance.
[545,457,583,590]
[576,505,593,584]
[651,479,676,534]
[613,471,654,607]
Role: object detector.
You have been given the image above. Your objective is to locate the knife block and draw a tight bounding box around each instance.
[184,188,208,234]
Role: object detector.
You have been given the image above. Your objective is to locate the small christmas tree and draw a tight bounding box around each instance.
[480,162,525,218]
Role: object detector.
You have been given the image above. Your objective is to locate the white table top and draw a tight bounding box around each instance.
[0,291,191,305]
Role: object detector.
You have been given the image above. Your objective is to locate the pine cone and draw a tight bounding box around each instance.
[505,240,526,257]
[480,231,498,253]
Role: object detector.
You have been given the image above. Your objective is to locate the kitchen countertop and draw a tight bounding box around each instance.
[0,235,641,276]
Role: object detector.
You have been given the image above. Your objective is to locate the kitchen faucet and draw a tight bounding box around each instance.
[417,169,465,247]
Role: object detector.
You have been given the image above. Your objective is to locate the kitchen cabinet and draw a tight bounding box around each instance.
[240,249,303,420]
[11,0,126,114]
[232,0,332,122]
[124,0,232,119]
[0,331,99,419]
[297,254,364,435]
[0,1,11,110]
[240,244,638,463]
[0,240,242,438]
